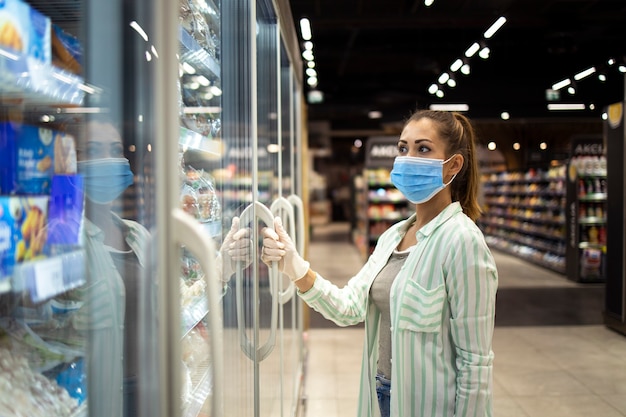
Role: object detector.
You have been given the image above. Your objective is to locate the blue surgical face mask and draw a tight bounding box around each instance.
[77,158,134,204]
[390,155,457,204]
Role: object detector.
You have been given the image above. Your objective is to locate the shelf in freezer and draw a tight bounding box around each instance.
[179,27,220,79]
[7,250,86,303]
[179,126,222,155]
[0,52,85,105]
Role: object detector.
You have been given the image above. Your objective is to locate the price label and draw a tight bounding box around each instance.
[33,257,64,302]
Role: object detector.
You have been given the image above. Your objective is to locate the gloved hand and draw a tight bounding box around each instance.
[261,217,310,282]
[219,217,252,282]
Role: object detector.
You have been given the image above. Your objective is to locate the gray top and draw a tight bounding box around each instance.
[370,246,412,379]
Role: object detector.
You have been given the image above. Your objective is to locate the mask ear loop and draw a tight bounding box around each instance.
[442,154,459,187]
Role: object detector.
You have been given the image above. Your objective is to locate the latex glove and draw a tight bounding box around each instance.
[261,217,309,282]
[219,217,252,282]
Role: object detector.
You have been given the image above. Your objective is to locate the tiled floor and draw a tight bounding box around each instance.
[301,222,626,417]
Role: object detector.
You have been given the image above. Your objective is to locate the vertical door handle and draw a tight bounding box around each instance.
[236,201,279,361]
[270,197,297,304]
[171,208,224,417]
[287,194,305,255]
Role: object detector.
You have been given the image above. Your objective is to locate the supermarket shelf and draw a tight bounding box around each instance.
[9,250,86,303]
[0,52,85,105]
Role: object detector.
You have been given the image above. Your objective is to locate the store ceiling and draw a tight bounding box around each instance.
[288,0,626,136]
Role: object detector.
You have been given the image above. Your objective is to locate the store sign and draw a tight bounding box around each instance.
[365,136,399,168]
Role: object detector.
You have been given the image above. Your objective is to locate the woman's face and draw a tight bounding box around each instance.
[77,121,125,161]
[397,118,447,159]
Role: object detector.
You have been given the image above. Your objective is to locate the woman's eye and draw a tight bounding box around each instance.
[418,145,431,153]
[397,145,408,154]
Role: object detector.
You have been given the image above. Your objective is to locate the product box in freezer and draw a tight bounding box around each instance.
[0,122,76,195]
[0,195,49,281]
[0,0,51,64]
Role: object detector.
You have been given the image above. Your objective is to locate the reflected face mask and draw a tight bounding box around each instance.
[390,155,457,204]
[77,158,134,204]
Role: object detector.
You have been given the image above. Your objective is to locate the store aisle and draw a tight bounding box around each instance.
[302,222,626,417]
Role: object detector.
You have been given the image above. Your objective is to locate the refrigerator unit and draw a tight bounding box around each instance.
[0,0,307,416]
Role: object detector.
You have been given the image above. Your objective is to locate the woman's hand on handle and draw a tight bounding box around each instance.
[261,217,310,282]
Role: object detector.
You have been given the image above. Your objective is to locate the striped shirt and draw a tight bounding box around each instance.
[73,214,150,417]
[300,202,498,417]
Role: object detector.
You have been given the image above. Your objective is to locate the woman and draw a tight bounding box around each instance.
[262,109,498,417]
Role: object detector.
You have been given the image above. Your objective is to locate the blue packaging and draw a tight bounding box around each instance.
[0,0,51,64]
[0,195,48,280]
[0,122,55,195]
[46,174,84,246]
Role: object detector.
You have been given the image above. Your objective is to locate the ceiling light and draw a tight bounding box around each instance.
[484,16,506,39]
[130,21,148,42]
[307,61,315,69]
[438,73,450,83]
[547,103,585,110]
[302,50,314,61]
[428,84,439,94]
[552,78,571,90]
[429,103,469,111]
[368,110,383,119]
[607,58,616,66]
[450,59,463,72]
[460,64,470,75]
[306,68,317,77]
[308,90,324,103]
[567,86,576,94]
[300,18,312,41]
[619,65,626,73]
[447,78,456,87]
[501,112,510,120]
[598,74,606,82]
[424,0,435,6]
[435,90,444,98]
[513,142,521,150]
[487,141,496,150]
[465,42,480,58]
[574,67,596,81]
[478,47,490,59]
[539,142,547,150]
[307,76,318,87]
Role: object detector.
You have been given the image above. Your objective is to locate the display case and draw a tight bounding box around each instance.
[0,0,307,416]
[565,136,607,283]
[481,166,567,274]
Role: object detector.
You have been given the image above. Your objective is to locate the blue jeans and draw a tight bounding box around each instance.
[376,374,391,417]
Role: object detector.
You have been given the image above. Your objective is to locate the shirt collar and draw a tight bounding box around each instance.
[399,201,462,238]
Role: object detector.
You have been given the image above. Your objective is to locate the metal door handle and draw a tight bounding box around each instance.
[171,208,223,417]
[236,201,278,361]
[270,197,297,304]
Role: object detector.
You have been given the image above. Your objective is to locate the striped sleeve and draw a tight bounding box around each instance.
[446,227,498,417]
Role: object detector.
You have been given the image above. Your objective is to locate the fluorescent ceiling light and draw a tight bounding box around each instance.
[130,21,148,41]
[450,59,463,72]
[574,67,596,81]
[552,78,571,90]
[484,16,506,39]
[428,83,439,94]
[465,42,480,57]
[429,104,469,111]
[438,73,450,83]
[547,103,585,111]
[300,18,312,40]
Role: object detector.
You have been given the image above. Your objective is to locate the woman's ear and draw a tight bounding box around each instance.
[447,153,464,177]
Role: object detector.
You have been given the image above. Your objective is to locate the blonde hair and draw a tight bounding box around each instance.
[404,110,482,221]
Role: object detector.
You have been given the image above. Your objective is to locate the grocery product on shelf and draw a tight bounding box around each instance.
[565,137,607,282]
[481,166,567,273]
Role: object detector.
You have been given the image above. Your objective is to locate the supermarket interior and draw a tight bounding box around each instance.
[1,0,626,417]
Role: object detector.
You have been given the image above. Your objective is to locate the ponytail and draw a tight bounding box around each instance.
[404,110,482,221]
